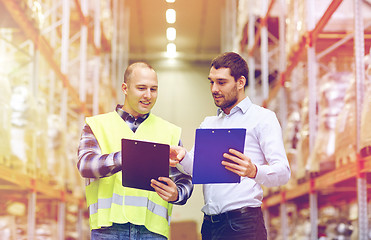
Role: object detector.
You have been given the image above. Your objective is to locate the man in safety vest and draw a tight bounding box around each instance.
[77,62,193,239]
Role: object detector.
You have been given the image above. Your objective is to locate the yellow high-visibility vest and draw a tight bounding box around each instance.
[85,111,181,238]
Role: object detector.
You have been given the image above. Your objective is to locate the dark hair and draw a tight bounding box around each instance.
[210,52,249,83]
[124,62,155,83]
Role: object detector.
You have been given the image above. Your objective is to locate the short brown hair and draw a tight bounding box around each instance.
[211,52,248,85]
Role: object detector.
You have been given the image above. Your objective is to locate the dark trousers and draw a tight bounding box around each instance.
[201,206,267,240]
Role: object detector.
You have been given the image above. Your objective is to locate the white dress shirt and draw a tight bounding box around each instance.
[180,96,291,215]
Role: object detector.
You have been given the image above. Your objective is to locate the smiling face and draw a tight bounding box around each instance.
[122,66,158,118]
[208,66,246,114]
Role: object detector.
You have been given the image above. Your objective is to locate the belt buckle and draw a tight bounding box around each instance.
[210,214,221,223]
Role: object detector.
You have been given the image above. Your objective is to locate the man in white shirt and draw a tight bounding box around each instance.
[170,52,291,240]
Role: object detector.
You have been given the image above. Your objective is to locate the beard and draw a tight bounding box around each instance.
[213,86,239,111]
[215,95,238,110]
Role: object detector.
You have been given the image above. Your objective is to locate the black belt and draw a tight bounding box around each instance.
[204,206,261,223]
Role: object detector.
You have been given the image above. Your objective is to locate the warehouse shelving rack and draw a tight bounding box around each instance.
[1,0,89,115]
[0,0,128,239]
[0,165,84,238]
[238,0,370,239]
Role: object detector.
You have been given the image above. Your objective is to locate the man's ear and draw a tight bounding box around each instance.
[122,82,128,94]
[237,76,246,90]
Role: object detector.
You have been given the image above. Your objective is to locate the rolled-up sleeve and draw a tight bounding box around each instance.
[169,166,193,205]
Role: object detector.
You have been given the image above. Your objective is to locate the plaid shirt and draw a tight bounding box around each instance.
[77,105,193,205]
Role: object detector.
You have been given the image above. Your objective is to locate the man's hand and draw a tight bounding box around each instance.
[169,145,186,167]
[150,177,178,202]
[222,149,257,178]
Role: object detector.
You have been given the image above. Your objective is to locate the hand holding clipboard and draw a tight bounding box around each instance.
[121,139,169,191]
[192,128,246,184]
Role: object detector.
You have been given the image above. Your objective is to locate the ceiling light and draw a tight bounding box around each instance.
[166,43,176,58]
[166,9,176,24]
[166,0,175,2]
[166,27,176,41]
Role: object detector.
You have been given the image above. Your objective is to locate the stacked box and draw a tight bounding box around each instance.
[307,71,351,173]
[335,76,357,167]
[0,76,12,167]
[9,85,37,175]
[296,96,310,180]
[47,114,67,187]
[360,55,371,158]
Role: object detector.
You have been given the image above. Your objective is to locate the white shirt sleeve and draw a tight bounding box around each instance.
[253,111,291,187]
[179,147,194,176]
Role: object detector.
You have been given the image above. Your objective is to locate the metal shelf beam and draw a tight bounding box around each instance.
[354,0,368,238]
[264,156,371,205]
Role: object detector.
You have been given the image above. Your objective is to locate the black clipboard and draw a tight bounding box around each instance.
[192,128,246,184]
[121,138,169,191]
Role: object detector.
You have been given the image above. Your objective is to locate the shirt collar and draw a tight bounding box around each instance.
[115,104,149,123]
[217,96,252,117]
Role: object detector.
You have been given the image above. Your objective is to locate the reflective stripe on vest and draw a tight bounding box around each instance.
[89,194,170,223]
[89,193,123,215]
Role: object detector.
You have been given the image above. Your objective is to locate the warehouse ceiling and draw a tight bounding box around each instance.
[124,0,224,62]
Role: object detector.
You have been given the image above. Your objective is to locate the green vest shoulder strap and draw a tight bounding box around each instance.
[86,111,181,153]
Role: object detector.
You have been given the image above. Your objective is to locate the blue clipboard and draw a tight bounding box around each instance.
[121,138,169,191]
[192,128,246,184]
